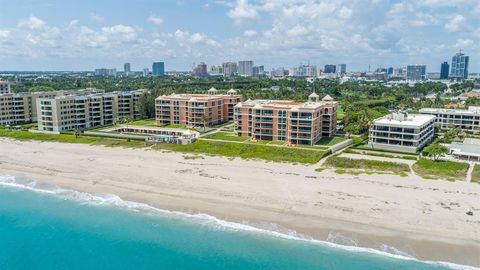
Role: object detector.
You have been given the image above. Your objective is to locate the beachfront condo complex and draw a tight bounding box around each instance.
[155,88,242,127]
[0,89,104,126]
[233,93,337,145]
[37,90,147,133]
[368,113,435,153]
[419,107,480,131]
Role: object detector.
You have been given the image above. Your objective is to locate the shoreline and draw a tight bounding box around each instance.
[0,138,479,267]
[0,177,475,270]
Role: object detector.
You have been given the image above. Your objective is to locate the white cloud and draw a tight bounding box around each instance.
[174,29,221,47]
[445,14,466,32]
[227,0,259,24]
[18,15,46,30]
[418,0,472,8]
[101,25,138,40]
[148,15,163,25]
[0,29,10,39]
[89,12,104,22]
[286,25,310,37]
[243,30,257,37]
[152,39,166,47]
[454,38,474,49]
[338,7,353,19]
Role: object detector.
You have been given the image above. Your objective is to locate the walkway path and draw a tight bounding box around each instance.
[466,163,474,183]
[198,123,234,138]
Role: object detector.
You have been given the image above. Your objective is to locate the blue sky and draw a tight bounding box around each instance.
[0,0,479,72]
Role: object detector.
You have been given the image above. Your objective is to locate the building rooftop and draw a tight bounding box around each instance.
[156,93,240,101]
[374,113,435,127]
[419,106,480,115]
[235,99,336,110]
[451,139,480,157]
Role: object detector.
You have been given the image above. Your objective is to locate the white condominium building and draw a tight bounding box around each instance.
[419,107,480,131]
[0,88,104,126]
[37,90,147,133]
[369,113,435,153]
[37,94,114,133]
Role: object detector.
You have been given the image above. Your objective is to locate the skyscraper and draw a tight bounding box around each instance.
[440,62,449,80]
[406,65,426,81]
[124,63,131,75]
[222,62,237,77]
[192,62,208,77]
[209,65,223,76]
[450,52,469,80]
[94,68,117,77]
[336,64,346,74]
[152,62,165,76]
[324,65,336,74]
[238,61,254,76]
[252,66,265,76]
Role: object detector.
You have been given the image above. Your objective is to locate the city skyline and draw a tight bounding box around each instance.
[0,0,479,72]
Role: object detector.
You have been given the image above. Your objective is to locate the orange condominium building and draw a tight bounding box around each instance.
[155,88,242,127]
[234,93,337,145]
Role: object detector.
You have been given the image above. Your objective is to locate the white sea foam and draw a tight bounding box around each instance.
[0,173,477,270]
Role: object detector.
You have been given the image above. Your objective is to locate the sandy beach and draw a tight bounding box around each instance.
[0,138,479,267]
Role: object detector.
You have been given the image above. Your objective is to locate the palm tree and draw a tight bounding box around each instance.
[74,128,81,139]
[200,114,208,132]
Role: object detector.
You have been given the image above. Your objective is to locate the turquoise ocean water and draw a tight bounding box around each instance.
[0,174,474,270]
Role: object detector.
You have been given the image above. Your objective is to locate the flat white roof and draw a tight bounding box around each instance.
[374,113,435,127]
[451,139,480,157]
[236,99,336,110]
[419,107,480,115]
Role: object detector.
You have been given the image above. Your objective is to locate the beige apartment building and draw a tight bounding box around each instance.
[37,90,147,133]
[155,88,242,127]
[0,88,105,126]
[234,93,337,145]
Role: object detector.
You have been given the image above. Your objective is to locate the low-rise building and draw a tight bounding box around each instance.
[368,113,435,153]
[155,88,242,127]
[234,93,337,145]
[450,138,480,162]
[419,107,480,131]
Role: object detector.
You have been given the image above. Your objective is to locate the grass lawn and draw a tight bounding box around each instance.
[129,119,159,127]
[0,128,150,148]
[315,136,347,146]
[0,127,328,164]
[471,165,480,184]
[202,132,249,142]
[412,159,469,181]
[321,156,410,176]
[153,140,326,164]
[250,140,270,145]
[268,141,286,146]
[343,148,418,160]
